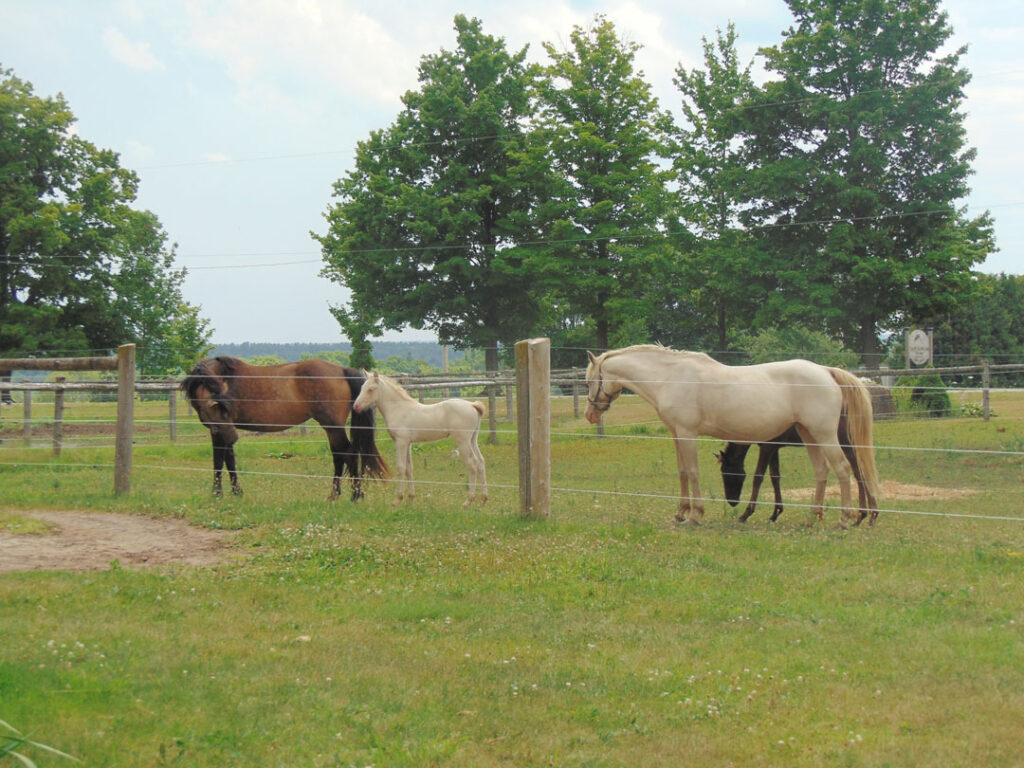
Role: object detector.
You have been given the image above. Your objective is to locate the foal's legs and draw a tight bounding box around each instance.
[454,426,488,506]
[672,434,704,524]
[767,451,784,522]
[740,444,778,522]
[391,438,413,505]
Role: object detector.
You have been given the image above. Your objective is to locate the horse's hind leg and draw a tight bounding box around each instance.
[325,426,355,501]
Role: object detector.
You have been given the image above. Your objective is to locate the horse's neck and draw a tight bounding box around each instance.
[604,349,710,397]
[376,382,418,419]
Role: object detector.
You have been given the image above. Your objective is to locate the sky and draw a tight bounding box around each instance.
[1,1,1022,345]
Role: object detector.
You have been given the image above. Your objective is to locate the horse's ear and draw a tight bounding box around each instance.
[714,451,723,464]
[587,350,598,365]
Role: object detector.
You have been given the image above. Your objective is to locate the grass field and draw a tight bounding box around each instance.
[1,389,1023,767]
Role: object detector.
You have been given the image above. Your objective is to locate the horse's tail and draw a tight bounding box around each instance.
[346,369,389,479]
[828,368,880,500]
[471,401,486,419]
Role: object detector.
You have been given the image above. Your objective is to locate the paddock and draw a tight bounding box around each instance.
[2,349,1023,766]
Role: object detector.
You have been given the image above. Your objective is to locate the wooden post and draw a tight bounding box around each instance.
[572,377,580,419]
[515,338,550,518]
[23,390,32,445]
[114,344,135,495]
[982,358,991,422]
[505,381,514,422]
[168,387,177,442]
[53,377,66,457]
[487,376,497,446]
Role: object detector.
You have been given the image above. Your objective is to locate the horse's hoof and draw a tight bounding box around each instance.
[231,487,243,497]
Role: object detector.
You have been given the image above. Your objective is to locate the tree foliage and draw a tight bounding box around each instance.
[318,16,543,371]
[674,24,760,352]
[526,15,678,350]
[0,67,211,374]
[737,0,993,363]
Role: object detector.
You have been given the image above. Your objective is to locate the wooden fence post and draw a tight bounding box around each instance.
[114,344,135,495]
[515,338,550,518]
[53,377,66,457]
[23,390,32,445]
[487,376,497,446]
[168,386,177,442]
[982,359,991,422]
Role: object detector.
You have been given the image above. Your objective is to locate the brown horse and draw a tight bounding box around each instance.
[181,356,387,500]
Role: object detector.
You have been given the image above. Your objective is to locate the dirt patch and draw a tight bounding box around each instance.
[788,480,978,501]
[0,511,235,573]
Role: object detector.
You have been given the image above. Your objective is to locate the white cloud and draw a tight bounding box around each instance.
[183,0,424,115]
[103,26,166,71]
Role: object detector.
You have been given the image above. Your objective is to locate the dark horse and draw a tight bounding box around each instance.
[717,421,879,526]
[181,356,388,500]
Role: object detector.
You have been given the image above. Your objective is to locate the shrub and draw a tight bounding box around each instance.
[895,371,952,417]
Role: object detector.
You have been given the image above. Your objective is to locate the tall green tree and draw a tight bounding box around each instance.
[527,15,678,350]
[739,0,994,365]
[0,67,210,373]
[674,24,760,352]
[318,15,542,372]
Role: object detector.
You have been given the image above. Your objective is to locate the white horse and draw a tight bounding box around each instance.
[585,345,879,527]
[352,371,487,506]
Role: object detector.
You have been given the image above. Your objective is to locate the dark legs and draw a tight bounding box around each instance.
[738,445,783,522]
[211,431,241,497]
[326,426,361,501]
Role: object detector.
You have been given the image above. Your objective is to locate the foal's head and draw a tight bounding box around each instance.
[352,371,382,413]
[716,443,749,507]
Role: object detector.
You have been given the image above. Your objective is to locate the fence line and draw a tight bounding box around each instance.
[4,355,1024,520]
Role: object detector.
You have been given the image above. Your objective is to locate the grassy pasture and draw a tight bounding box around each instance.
[1,390,1023,766]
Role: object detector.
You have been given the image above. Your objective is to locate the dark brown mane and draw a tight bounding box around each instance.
[180,357,239,406]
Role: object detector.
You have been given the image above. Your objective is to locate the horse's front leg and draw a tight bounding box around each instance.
[211,427,242,497]
[672,435,703,524]
[211,436,225,497]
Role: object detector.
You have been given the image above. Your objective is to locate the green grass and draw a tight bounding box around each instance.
[1,393,1023,766]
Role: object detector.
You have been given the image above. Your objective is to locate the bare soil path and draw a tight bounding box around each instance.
[0,511,234,573]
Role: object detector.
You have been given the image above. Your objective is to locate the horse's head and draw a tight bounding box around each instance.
[181,358,237,437]
[352,371,380,414]
[717,443,748,507]
[584,350,622,424]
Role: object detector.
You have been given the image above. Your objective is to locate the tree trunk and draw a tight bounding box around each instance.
[859,317,881,369]
[485,345,499,374]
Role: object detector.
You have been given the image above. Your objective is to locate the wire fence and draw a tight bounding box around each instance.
[2,359,1023,524]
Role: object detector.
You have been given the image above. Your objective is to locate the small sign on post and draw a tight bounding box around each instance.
[907,329,933,367]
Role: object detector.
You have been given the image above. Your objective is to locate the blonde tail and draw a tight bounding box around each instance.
[828,368,880,500]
